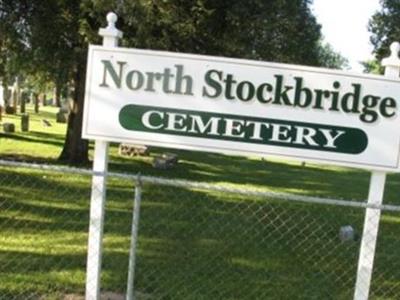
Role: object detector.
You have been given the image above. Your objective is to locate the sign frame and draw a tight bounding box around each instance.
[83,45,400,172]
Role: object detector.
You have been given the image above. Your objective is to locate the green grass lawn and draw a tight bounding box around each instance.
[1,106,400,299]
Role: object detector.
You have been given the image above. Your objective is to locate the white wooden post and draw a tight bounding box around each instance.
[353,42,400,300]
[353,171,386,300]
[85,12,123,300]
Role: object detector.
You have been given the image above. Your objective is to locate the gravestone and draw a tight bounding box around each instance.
[5,105,15,114]
[162,153,178,164]
[20,91,29,114]
[21,113,29,132]
[339,225,356,242]
[152,153,179,169]
[3,123,15,133]
[56,110,68,123]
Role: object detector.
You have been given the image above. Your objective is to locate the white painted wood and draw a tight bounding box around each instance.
[85,12,122,300]
[85,141,109,300]
[353,171,386,300]
[382,42,400,78]
[354,41,400,300]
[82,44,400,172]
[98,12,123,47]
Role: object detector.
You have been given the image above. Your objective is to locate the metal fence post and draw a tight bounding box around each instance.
[126,176,143,300]
[353,41,400,300]
[85,12,123,300]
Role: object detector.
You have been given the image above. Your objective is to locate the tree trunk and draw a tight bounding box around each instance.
[20,91,26,114]
[34,93,39,113]
[12,78,20,112]
[0,82,4,121]
[42,93,47,106]
[12,89,18,112]
[58,62,88,164]
[54,85,61,107]
[2,81,8,107]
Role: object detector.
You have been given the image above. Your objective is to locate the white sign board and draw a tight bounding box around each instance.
[83,45,400,171]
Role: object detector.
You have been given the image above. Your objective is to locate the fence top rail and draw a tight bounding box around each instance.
[1,159,399,212]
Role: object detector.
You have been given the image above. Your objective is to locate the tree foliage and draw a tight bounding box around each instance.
[1,0,338,164]
[317,42,349,70]
[369,0,400,61]
[120,0,324,66]
[361,59,384,75]
[0,1,32,88]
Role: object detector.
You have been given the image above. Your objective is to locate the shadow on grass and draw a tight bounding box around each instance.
[2,126,397,205]
[5,108,59,121]
[0,131,65,147]
[109,145,400,205]
[109,147,372,201]
[0,249,87,297]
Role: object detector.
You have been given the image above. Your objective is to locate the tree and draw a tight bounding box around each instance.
[361,59,384,75]
[0,1,31,109]
[317,42,349,69]
[2,0,327,164]
[369,0,400,62]
[120,0,323,66]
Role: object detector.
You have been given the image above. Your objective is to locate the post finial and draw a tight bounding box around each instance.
[390,41,400,54]
[382,42,400,78]
[382,42,400,68]
[99,12,123,47]
[106,12,118,30]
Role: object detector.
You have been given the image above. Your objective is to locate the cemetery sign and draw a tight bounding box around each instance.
[83,46,400,171]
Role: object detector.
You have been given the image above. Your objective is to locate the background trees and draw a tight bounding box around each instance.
[369,0,400,61]
[1,0,347,164]
[317,42,349,70]
[120,0,333,66]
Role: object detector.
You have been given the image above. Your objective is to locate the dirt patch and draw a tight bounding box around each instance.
[63,292,123,300]
[63,291,152,300]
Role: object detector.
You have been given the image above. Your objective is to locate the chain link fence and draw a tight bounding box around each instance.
[0,160,400,299]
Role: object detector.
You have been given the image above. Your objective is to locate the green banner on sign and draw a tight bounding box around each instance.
[119,104,368,154]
